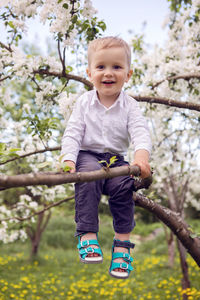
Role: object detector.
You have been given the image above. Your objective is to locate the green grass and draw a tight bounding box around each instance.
[0,211,200,300]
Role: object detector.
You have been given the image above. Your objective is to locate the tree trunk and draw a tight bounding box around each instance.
[26,210,51,258]
[177,239,191,300]
[168,231,175,268]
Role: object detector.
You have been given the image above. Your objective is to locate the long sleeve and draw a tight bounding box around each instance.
[61,97,85,163]
[127,98,152,155]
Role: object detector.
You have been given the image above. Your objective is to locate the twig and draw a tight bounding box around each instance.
[0,195,74,222]
[0,146,60,165]
[0,41,13,52]
[0,75,11,82]
[152,73,200,89]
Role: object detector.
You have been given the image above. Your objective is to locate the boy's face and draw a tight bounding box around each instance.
[87,47,132,102]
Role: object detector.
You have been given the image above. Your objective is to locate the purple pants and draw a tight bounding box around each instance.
[75,150,136,236]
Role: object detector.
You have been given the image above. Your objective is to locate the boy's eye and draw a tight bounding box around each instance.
[113,65,122,69]
[97,65,104,69]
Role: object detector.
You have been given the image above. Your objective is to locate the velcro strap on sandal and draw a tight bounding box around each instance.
[113,239,135,249]
[110,262,133,272]
[79,247,102,259]
[112,252,133,262]
[77,239,99,249]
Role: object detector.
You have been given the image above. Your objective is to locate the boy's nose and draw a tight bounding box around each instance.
[104,68,113,76]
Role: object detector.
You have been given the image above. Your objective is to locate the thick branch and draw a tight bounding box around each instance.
[133,192,200,267]
[152,73,200,89]
[32,70,200,111]
[130,95,200,112]
[0,146,60,165]
[0,165,152,190]
[33,69,93,89]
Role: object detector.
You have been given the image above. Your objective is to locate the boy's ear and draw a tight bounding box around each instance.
[86,68,91,80]
[126,69,133,82]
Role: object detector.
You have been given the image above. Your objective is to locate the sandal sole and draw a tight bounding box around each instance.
[80,257,103,264]
[109,270,129,279]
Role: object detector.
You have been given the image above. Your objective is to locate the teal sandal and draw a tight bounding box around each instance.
[109,239,135,279]
[77,234,103,264]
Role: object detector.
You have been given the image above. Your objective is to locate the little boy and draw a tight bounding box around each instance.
[61,36,152,279]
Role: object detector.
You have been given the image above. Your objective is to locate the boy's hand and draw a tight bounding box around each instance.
[132,160,151,179]
[132,149,151,179]
[63,160,76,173]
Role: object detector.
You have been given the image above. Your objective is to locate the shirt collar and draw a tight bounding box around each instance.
[91,90,125,108]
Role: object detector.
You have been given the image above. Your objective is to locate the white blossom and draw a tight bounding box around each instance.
[57,92,77,121]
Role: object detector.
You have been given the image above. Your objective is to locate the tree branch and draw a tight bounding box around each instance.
[133,192,200,267]
[0,165,152,190]
[0,146,60,165]
[58,39,66,77]
[0,75,11,82]
[3,65,198,111]
[33,69,93,89]
[152,73,200,89]
[0,41,13,52]
[0,195,74,222]
[130,94,200,112]
[33,70,200,112]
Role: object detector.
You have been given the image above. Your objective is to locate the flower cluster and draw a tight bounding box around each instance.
[0,249,199,299]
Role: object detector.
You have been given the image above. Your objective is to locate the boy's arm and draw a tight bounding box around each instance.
[61,96,85,164]
[127,96,152,178]
[132,149,151,178]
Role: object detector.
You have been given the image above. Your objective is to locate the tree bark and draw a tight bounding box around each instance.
[177,239,191,300]
[26,211,51,258]
[163,225,175,267]
[0,165,143,189]
[133,192,200,267]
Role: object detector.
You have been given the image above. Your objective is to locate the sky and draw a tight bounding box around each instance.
[1,0,170,51]
[91,0,169,45]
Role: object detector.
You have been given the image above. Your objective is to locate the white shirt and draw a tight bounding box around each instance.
[61,90,152,163]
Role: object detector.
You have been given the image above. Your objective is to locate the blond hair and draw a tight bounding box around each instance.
[88,36,131,69]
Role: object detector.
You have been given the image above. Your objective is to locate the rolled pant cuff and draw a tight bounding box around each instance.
[114,224,135,234]
[76,224,99,234]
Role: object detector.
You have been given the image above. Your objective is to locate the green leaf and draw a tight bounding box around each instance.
[0,143,6,152]
[8,21,15,29]
[35,74,41,81]
[98,160,107,164]
[60,162,73,172]
[37,162,52,169]
[71,15,78,24]
[65,66,73,73]
[63,3,68,9]
[109,156,118,166]
[9,148,21,153]
[58,154,65,163]
[190,233,200,238]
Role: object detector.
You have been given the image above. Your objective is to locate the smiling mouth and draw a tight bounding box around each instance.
[102,81,115,84]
